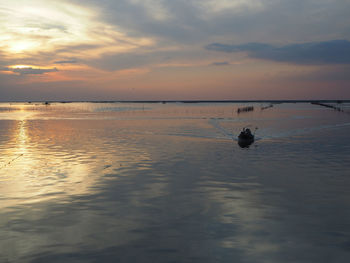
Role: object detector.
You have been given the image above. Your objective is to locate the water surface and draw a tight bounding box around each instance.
[0,102,349,262]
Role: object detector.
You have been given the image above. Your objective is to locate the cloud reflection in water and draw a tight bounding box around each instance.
[0,102,349,262]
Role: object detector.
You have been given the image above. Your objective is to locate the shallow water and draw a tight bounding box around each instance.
[0,102,349,262]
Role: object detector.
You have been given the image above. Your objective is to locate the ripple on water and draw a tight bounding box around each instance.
[0,102,350,262]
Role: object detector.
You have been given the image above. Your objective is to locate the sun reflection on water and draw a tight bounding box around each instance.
[0,108,98,209]
[0,104,159,211]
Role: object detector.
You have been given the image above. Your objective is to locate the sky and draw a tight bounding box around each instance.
[0,0,350,101]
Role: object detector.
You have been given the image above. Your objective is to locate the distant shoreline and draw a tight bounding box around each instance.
[1,100,349,104]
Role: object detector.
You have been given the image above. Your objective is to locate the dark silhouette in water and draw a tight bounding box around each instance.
[261,104,273,110]
[311,102,343,112]
[238,128,255,148]
[237,106,254,114]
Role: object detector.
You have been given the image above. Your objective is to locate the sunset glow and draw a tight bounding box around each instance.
[1,0,349,100]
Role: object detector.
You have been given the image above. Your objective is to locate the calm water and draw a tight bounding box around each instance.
[0,102,349,263]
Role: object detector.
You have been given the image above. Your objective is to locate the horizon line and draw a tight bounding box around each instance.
[1,100,350,103]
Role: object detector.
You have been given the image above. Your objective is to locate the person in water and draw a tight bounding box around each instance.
[238,127,255,147]
[241,128,252,136]
[239,128,253,139]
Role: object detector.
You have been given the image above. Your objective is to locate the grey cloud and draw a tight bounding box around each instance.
[1,67,58,75]
[210,61,230,66]
[54,60,78,64]
[73,0,350,45]
[72,0,244,43]
[206,40,350,65]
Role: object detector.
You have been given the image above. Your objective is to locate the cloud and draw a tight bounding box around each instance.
[0,1,155,65]
[54,60,78,64]
[1,66,58,75]
[210,61,230,66]
[206,40,350,65]
[85,48,206,71]
[1,0,350,100]
[72,0,350,46]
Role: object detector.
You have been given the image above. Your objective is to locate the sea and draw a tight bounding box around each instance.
[0,101,349,263]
